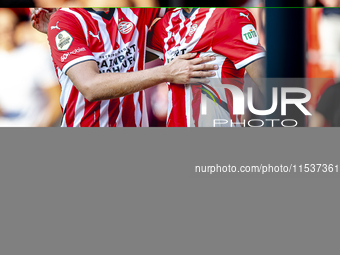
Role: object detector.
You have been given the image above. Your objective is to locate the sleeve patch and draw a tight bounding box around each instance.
[241,24,259,46]
[55,30,74,51]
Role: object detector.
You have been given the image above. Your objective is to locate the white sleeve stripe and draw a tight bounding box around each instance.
[234,52,266,70]
[62,55,96,73]
[146,46,164,60]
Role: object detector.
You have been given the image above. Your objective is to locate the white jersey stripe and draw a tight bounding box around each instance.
[57,67,69,109]
[235,52,266,69]
[73,94,85,127]
[116,98,124,127]
[62,55,95,74]
[164,11,179,52]
[167,85,173,122]
[60,8,89,45]
[99,100,110,127]
[57,67,74,127]
[122,8,139,24]
[134,92,141,127]
[141,92,149,127]
[175,11,186,46]
[89,12,113,53]
[123,9,141,72]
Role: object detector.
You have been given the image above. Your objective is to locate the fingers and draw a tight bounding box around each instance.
[30,8,43,21]
[191,71,216,78]
[179,52,198,60]
[191,55,216,65]
[192,63,218,72]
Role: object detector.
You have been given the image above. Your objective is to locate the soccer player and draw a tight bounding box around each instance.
[31,8,217,127]
[147,8,266,127]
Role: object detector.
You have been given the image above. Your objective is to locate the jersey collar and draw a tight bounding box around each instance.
[182,8,198,19]
[84,8,115,20]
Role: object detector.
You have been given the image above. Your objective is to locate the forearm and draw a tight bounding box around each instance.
[70,63,169,102]
[91,65,169,100]
[245,58,266,95]
[67,53,216,102]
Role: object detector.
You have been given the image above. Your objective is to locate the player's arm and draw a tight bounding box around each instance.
[245,57,266,95]
[212,9,266,92]
[67,53,218,102]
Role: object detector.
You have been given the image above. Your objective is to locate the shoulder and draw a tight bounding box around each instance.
[215,8,255,23]
[51,8,76,20]
[49,8,88,26]
[48,8,87,38]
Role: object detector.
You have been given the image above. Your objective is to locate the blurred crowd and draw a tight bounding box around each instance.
[0,0,340,126]
[0,8,61,127]
[306,0,340,126]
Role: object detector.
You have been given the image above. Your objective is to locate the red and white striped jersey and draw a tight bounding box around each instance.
[147,8,266,127]
[47,8,163,127]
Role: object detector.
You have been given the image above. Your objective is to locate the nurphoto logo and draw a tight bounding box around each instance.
[200,84,311,127]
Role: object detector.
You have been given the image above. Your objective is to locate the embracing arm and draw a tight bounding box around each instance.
[245,57,266,95]
[67,53,217,102]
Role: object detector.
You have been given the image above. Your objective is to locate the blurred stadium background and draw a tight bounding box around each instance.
[0,0,339,126]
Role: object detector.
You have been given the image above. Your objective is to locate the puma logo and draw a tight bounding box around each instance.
[89,31,101,42]
[240,13,250,21]
[51,21,60,31]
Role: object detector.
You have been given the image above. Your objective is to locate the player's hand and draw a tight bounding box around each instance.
[31,8,57,34]
[165,53,218,84]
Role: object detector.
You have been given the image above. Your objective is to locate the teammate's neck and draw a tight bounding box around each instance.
[183,8,193,13]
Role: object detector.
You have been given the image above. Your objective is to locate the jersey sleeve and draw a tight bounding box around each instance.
[146,17,168,60]
[47,10,95,74]
[212,8,265,70]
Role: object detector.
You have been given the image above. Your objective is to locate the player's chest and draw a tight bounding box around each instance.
[86,19,143,54]
[164,12,216,63]
[86,20,145,73]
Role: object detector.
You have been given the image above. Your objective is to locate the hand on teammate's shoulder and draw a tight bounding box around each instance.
[31,8,57,34]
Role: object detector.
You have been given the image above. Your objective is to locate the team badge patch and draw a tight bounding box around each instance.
[55,30,73,51]
[241,24,259,46]
[189,24,198,36]
[118,21,133,34]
